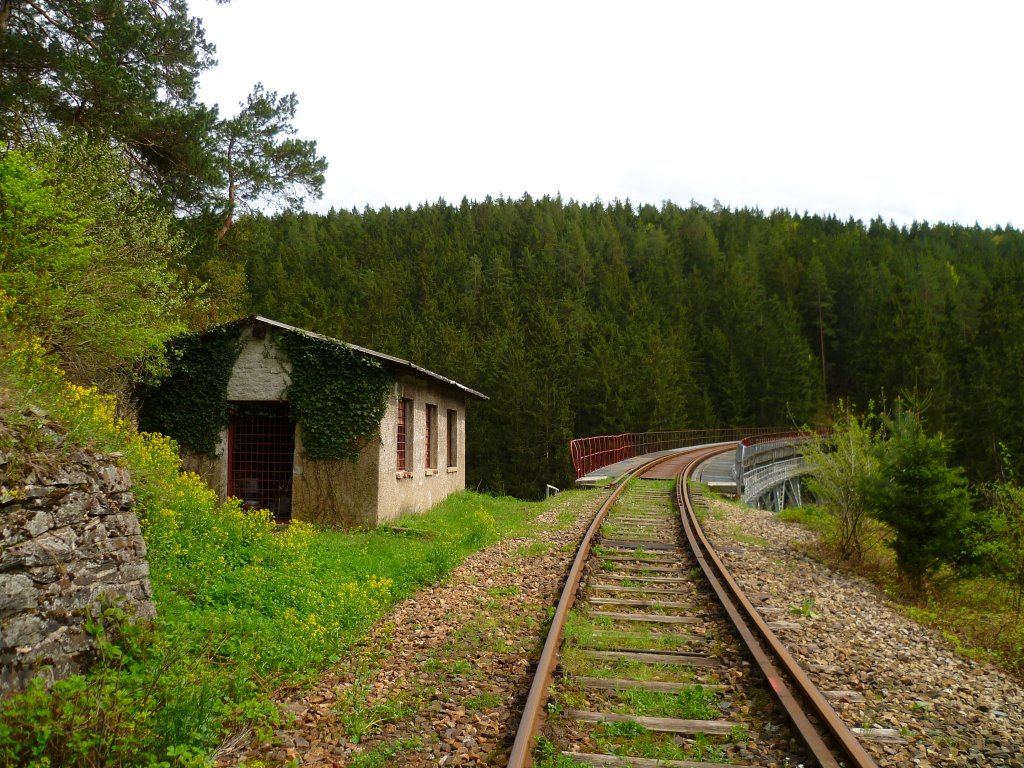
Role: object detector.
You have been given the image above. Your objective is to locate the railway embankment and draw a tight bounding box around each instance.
[229,459,1024,767]
[702,497,1024,768]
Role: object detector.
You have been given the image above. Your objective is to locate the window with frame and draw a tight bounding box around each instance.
[425,404,438,470]
[396,397,413,472]
[447,409,458,468]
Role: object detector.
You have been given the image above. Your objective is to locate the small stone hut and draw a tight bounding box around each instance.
[138,316,487,527]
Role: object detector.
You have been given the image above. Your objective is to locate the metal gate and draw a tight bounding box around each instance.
[228,403,295,521]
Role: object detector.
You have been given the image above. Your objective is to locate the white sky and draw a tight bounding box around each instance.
[190,0,1024,227]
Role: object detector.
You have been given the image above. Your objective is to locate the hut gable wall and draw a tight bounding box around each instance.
[226,327,291,401]
[181,328,290,497]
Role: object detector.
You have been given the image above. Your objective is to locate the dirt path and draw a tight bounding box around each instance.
[222,490,604,767]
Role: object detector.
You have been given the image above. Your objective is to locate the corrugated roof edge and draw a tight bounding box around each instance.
[217,315,488,401]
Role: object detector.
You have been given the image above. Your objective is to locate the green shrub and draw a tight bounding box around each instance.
[802,402,879,562]
[867,401,974,592]
[974,453,1024,615]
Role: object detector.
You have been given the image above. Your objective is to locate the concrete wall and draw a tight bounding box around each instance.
[376,375,467,523]
[1,446,155,696]
[226,326,291,402]
[291,428,380,528]
[180,432,227,499]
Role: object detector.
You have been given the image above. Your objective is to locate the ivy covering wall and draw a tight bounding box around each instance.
[136,325,243,454]
[277,330,392,461]
[136,322,394,463]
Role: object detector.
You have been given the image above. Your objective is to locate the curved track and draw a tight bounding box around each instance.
[508,443,880,768]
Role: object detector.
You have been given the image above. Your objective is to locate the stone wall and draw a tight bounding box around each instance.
[0,446,155,697]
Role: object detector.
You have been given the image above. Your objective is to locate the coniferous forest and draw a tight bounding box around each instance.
[208,200,1024,498]
[3,1,1021,499]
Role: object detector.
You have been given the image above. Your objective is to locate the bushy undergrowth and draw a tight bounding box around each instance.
[778,503,1024,678]
[0,340,543,766]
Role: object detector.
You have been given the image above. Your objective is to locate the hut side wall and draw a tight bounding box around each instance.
[291,428,381,527]
[376,375,467,524]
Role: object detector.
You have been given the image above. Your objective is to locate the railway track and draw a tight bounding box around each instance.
[508,444,880,768]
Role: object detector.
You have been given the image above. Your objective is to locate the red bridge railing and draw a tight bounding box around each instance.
[570,427,781,479]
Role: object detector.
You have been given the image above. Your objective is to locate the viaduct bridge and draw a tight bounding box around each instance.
[570,429,813,512]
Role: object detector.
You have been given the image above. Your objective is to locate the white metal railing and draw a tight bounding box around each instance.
[742,455,809,503]
[734,433,817,484]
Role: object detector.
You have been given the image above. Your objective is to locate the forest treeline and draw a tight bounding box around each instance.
[213,198,1024,497]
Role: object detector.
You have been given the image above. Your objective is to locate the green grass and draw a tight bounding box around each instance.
[464,691,504,711]
[304,491,534,604]
[777,502,833,532]
[612,685,720,720]
[550,681,720,722]
[546,492,594,529]
[559,646,702,684]
[348,737,423,768]
[564,611,699,653]
[589,721,729,763]
[533,736,592,767]
[905,577,1024,675]
[0,343,583,767]
[637,478,676,492]
[335,673,416,744]
[514,540,553,558]
[721,522,770,547]
[487,585,521,598]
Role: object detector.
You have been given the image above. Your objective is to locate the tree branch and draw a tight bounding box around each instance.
[23,0,102,52]
[0,0,13,33]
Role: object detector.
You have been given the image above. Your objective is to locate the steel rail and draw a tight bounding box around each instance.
[506,447,709,768]
[677,448,880,768]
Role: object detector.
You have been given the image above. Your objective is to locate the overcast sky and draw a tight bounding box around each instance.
[190,0,1023,228]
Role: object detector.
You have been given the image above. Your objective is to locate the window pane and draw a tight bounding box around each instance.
[447,409,458,468]
[397,398,409,471]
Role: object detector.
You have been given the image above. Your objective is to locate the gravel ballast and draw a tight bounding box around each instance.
[702,498,1024,768]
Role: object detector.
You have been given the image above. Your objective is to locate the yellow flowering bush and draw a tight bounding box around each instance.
[2,340,355,672]
[467,506,499,544]
[5,336,61,379]
[0,288,13,323]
